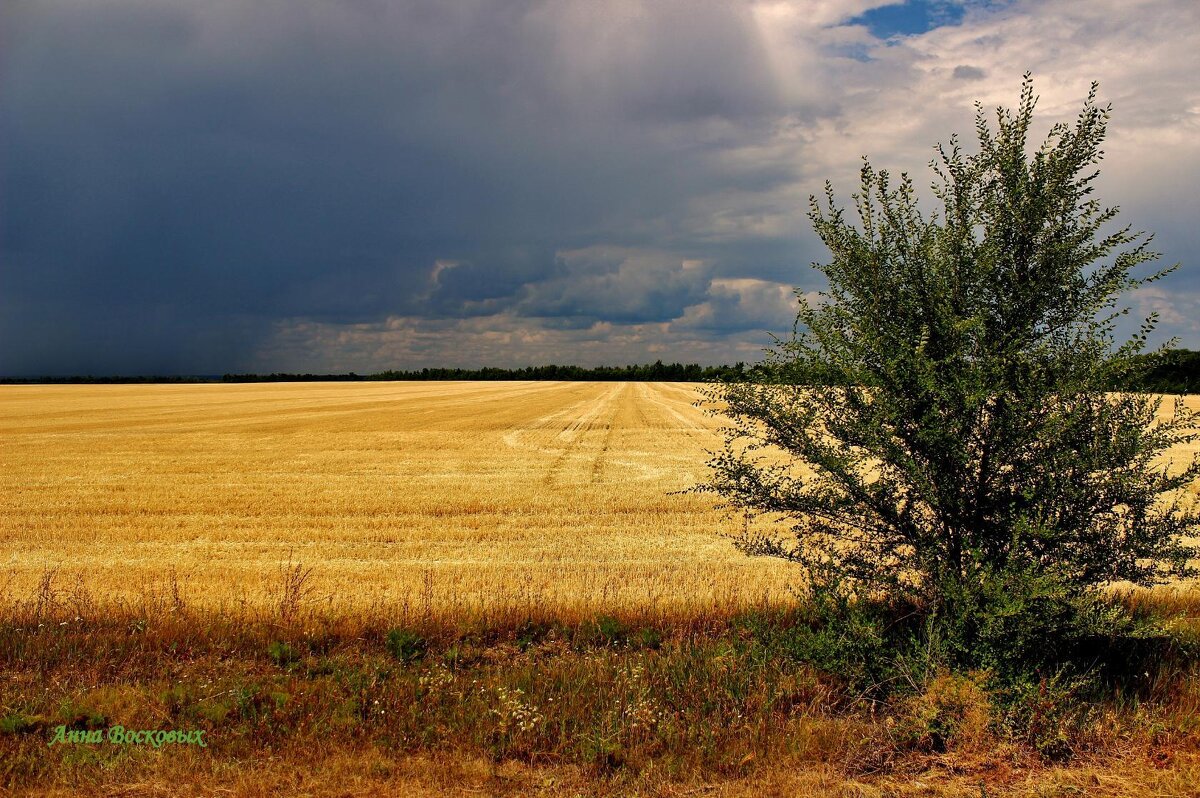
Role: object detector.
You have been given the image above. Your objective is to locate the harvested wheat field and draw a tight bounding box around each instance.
[0,380,805,617]
[4,382,1198,616]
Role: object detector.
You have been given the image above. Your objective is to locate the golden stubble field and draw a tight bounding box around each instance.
[2,381,1198,618]
[0,381,799,617]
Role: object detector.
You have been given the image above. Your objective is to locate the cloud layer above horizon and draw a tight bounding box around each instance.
[3,0,1199,374]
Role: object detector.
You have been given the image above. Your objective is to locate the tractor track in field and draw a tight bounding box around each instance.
[496,383,714,486]
[537,384,623,487]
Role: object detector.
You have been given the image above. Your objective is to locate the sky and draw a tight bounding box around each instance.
[2,0,1198,375]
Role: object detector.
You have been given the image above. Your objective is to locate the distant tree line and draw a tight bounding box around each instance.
[0,360,754,384]
[3,351,1199,391]
[366,361,757,382]
[218,361,759,382]
[1120,348,1200,394]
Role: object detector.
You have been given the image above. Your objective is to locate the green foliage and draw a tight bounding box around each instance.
[514,619,556,651]
[55,701,106,730]
[385,627,428,664]
[939,567,1142,679]
[590,614,628,647]
[0,712,44,735]
[267,640,300,667]
[775,584,898,692]
[636,627,664,650]
[699,76,1200,672]
[1121,348,1200,394]
[744,570,1191,717]
[992,670,1092,760]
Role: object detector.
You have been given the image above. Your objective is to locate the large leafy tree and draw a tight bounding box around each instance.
[701,77,1199,616]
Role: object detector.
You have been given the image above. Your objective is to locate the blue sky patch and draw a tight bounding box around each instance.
[849,1,966,39]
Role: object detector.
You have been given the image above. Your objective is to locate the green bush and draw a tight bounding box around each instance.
[992,671,1091,760]
[778,589,896,693]
[267,640,300,667]
[591,615,627,647]
[385,627,428,664]
[754,568,1187,717]
[0,713,43,735]
[514,619,555,651]
[636,627,664,650]
[925,564,1188,693]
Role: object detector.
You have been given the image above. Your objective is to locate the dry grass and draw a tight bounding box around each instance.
[3,594,1199,798]
[14,751,1200,797]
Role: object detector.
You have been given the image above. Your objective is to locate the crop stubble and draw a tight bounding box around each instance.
[2,381,1196,617]
[0,381,796,615]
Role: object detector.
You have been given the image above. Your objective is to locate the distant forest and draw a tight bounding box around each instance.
[4,350,1200,393]
[0,361,751,385]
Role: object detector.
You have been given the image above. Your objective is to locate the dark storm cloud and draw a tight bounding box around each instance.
[0,0,797,373]
[512,248,712,324]
[952,64,986,80]
[2,0,1198,374]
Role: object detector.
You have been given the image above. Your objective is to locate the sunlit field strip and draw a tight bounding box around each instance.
[1,382,1196,618]
[0,381,797,616]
